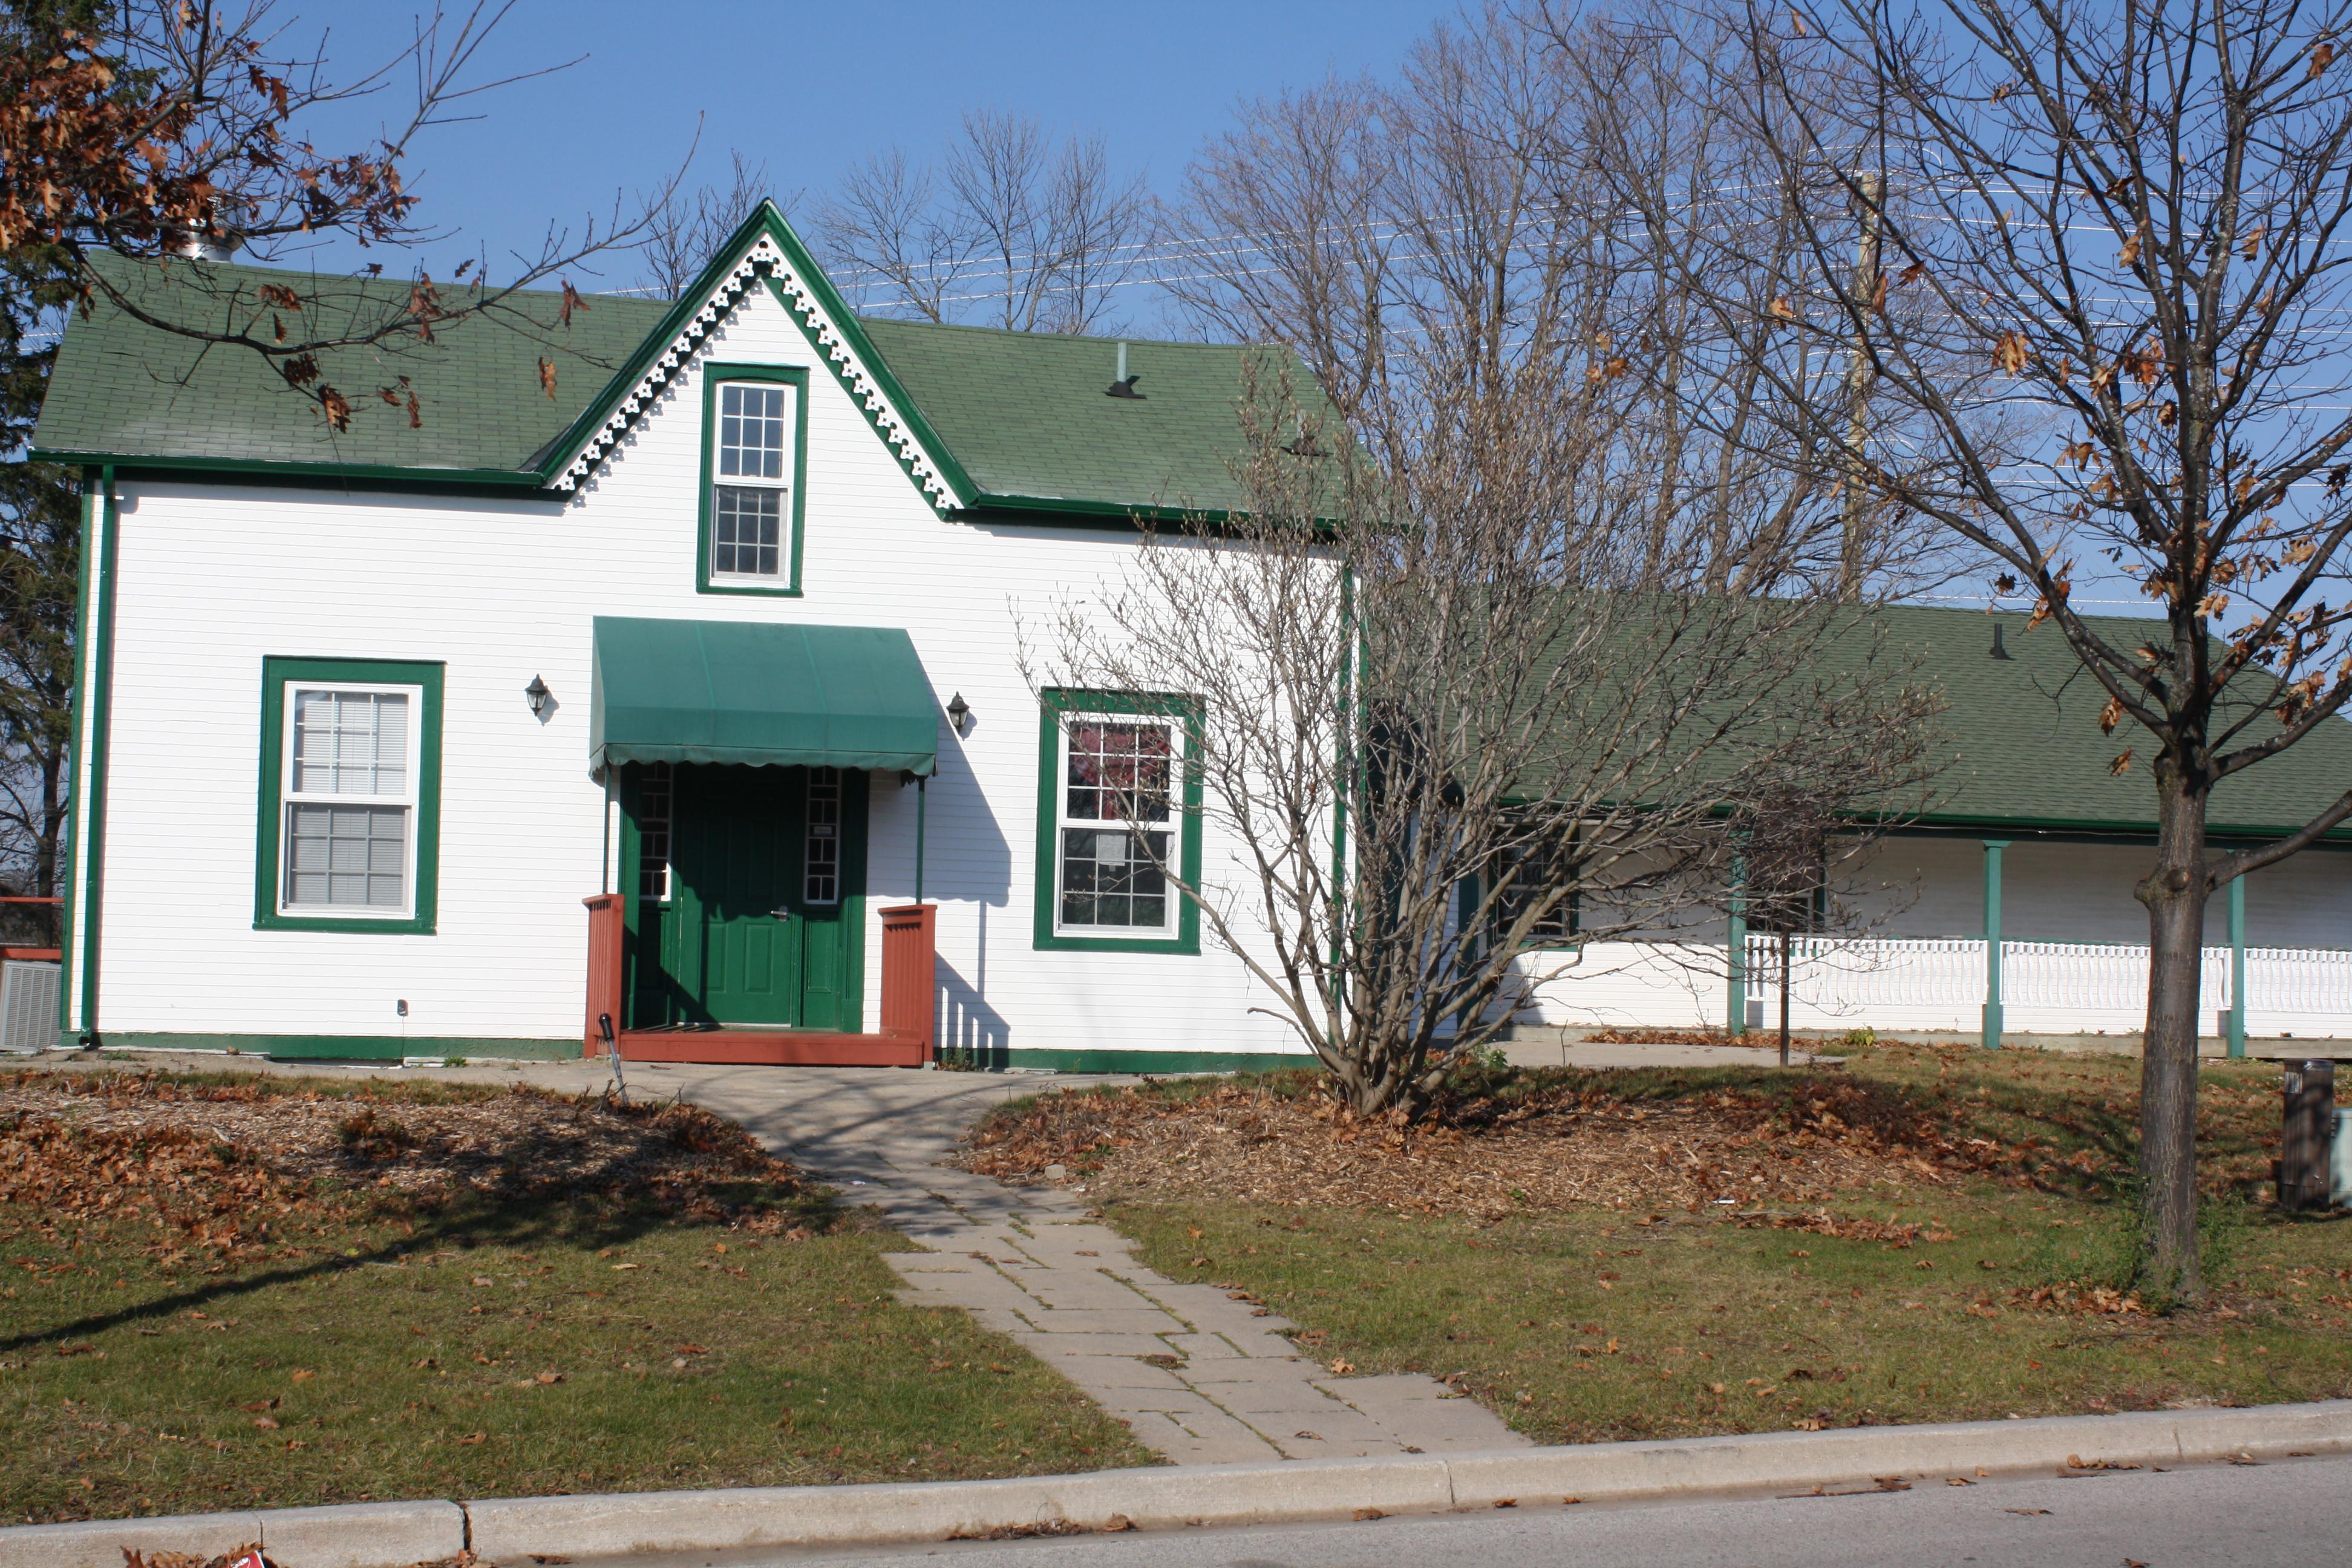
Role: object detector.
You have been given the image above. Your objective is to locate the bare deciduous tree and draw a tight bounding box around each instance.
[1033,5,1945,1114]
[1718,0,2352,1295]
[819,109,1157,333]
[636,151,794,299]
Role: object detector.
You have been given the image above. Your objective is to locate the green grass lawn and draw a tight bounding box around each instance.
[1,1069,1149,1526]
[990,1044,2352,1445]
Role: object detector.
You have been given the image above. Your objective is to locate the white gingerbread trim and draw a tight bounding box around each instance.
[548,233,962,512]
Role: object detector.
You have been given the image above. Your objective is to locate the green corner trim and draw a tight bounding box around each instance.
[694,363,808,596]
[63,471,113,1042]
[94,1033,581,1062]
[1033,688,1204,954]
[252,657,446,934]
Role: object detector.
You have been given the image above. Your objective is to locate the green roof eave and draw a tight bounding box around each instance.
[28,447,549,489]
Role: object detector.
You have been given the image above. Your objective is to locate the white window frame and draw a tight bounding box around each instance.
[276,679,424,921]
[1051,710,1184,941]
[709,379,795,582]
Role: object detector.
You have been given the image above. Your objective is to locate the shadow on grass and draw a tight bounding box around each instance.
[1,1079,842,1356]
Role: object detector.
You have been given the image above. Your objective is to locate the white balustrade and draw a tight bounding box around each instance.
[1512,934,2352,1039]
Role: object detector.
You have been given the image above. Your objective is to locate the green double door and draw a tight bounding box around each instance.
[637,765,866,1031]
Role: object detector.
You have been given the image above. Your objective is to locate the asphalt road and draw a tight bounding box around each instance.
[618,1452,2352,1568]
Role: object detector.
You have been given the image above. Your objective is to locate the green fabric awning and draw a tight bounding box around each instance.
[590,617,939,775]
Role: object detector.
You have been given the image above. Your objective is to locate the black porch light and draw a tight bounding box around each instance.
[946,691,972,735]
[525,674,554,719]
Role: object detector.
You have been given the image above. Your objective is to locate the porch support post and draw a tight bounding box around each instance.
[915,774,927,904]
[1726,851,1748,1036]
[1981,839,2010,1049]
[2227,872,2247,1059]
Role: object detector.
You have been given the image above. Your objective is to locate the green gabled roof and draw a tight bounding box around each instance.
[857,318,1304,516]
[1881,603,2352,838]
[31,212,1323,517]
[34,251,670,478]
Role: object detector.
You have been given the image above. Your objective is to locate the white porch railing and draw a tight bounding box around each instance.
[1508,936,2352,1039]
[1740,935,2352,1039]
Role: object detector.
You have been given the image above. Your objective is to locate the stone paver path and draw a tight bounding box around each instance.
[622,1060,1528,1465]
[46,1053,1527,1465]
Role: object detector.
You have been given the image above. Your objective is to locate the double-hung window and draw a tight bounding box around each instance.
[1034,690,1202,952]
[255,658,444,933]
[699,365,806,594]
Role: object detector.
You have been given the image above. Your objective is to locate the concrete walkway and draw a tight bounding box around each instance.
[25,1051,1527,1465]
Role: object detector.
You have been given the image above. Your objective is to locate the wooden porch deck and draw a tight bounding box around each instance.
[581,896,936,1068]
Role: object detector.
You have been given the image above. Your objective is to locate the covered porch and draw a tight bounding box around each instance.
[579,616,945,1067]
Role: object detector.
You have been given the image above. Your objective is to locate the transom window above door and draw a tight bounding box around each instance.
[699,366,807,596]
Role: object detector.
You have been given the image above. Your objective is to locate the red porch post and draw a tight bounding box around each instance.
[877,903,937,1060]
[582,893,624,1056]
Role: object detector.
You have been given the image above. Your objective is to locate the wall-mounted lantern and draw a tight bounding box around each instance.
[525,675,554,720]
[947,691,972,736]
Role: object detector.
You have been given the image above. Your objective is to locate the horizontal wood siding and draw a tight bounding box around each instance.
[83,286,1304,1059]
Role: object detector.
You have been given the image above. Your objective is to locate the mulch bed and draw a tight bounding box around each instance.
[959,1074,2032,1220]
[0,1070,817,1263]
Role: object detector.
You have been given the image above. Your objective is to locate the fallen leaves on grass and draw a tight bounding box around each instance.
[2013,1282,2147,1316]
[962,1074,2030,1217]
[0,1071,818,1259]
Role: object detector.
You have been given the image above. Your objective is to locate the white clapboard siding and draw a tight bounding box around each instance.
[82,284,1306,1057]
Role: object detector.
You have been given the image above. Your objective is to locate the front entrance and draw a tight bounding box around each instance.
[624,763,866,1031]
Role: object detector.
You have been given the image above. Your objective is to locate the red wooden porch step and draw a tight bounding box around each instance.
[581,896,935,1068]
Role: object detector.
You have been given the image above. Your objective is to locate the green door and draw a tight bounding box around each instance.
[658,765,865,1030]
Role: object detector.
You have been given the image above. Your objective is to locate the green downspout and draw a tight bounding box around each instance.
[915,774,927,903]
[2227,873,2247,1059]
[74,469,121,1048]
[1981,838,2010,1049]
[1726,851,1748,1036]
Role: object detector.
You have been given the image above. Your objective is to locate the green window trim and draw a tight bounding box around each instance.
[1033,687,1204,955]
[253,656,445,934]
[695,362,809,597]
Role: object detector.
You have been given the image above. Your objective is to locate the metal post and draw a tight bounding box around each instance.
[915,774,927,904]
[1981,839,2010,1050]
[2228,874,2247,1059]
[1727,852,1748,1036]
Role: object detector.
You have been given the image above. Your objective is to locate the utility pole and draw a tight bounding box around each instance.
[1840,171,1884,600]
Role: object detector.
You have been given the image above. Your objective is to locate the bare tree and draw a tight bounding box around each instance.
[818,109,1157,333]
[0,1,681,429]
[636,151,793,299]
[1714,0,2352,1296]
[1033,6,1944,1115]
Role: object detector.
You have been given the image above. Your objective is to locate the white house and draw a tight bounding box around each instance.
[30,204,2352,1067]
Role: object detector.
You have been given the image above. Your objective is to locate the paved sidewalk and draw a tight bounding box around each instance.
[24,1051,1527,1465]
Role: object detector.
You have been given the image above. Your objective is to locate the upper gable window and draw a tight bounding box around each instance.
[699,365,806,596]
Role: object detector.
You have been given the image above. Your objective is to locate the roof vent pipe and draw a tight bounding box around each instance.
[1989,621,2013,660]
[1106,341,1143,399]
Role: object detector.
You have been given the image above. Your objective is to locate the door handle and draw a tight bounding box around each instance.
[768,907,794,921]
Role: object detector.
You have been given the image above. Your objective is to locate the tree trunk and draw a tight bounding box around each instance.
[2136,761,2210,1301]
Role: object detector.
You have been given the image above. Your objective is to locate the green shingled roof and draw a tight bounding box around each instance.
[34,252,670,475]
[31,247,1317,514]
[1880,603,2352,837]
[858,318,1298,514]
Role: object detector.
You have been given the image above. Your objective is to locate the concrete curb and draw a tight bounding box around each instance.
[2,1501,465,1568]
[9,1402,2349,1566]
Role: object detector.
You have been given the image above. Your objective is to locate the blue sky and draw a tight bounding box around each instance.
[284,0,1452,312]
